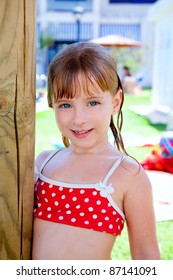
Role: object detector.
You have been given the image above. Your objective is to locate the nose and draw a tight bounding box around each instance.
[72,106,88,126]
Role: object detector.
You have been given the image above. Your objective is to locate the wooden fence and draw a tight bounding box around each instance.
[0,0,36,259]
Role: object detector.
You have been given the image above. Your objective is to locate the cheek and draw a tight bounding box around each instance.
[102,104,113,119]
[54,111,70,131]
[93,108,112,127]
[103,106,113,126]
[54,111,63,128]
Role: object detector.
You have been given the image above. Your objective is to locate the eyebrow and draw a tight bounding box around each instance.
[56,98,71,102]
[86,95,104,100]
[57,95,104,102]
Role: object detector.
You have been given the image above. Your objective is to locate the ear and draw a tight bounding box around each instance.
[112,89,122,115]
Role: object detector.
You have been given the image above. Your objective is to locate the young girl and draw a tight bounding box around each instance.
[32,42,160,260]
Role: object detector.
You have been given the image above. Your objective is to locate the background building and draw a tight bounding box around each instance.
[148,0,173,114]
[36,0,158,87]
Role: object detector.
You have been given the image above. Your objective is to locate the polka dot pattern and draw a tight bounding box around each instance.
[34,179,125,236]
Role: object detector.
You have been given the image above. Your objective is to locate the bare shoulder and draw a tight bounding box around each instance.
[121,156,154,220]
[121,155,141,175]
[120,155,152,191]
[35,150,57,170]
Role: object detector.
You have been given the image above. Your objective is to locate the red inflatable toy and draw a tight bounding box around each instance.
[141,132,173,174]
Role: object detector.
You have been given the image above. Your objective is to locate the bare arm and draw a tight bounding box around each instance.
[124,165,160,260]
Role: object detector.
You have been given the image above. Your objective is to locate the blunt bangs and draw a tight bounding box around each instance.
[48,42,120,107]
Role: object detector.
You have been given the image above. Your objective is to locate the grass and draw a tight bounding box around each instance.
[111,221,173,260]
[35,109,58,156]
[35,88,173,260]
[122,90,166,161]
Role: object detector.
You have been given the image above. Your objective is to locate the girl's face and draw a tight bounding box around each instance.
[53,76,121,153]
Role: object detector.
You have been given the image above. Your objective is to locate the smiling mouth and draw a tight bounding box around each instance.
[75,130,90,134]
[72,129,93,136]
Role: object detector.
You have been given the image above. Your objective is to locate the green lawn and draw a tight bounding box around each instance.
[35,89,173,260]
[35,108,58,156]
[111,220,173,260]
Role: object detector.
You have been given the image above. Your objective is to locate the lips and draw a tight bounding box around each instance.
[72,129,93,137]
[75,130,90,134]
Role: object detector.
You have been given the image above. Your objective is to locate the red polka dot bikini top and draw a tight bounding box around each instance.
[34,151,125,236]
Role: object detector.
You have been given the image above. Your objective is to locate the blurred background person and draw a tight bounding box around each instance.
[122,66,142,95]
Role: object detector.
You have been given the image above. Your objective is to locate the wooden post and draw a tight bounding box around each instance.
[0,0,36,259]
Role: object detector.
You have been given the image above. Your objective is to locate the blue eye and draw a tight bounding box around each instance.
[59,103,71,108]
[89,101,99,106]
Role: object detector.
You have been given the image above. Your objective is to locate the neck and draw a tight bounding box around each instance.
[69,141,115,155]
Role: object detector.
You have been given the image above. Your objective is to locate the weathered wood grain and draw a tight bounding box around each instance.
[0,0,36,259]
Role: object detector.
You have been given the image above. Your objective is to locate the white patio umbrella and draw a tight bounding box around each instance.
[89,34,141,48]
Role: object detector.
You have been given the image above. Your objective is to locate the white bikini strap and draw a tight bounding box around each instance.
[102,155,125,184]
[39,150,60,174]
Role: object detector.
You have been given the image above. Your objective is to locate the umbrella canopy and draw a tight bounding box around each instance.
[89,34,141,48]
